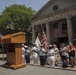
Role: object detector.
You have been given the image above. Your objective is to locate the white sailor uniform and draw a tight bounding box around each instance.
[22,47,25,63]
[48,49,55,67]
[31,47,39,65]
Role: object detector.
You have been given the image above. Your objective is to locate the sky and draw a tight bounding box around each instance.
[0,0,49,12]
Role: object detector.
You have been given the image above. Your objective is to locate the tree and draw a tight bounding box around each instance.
[0,4,35,44]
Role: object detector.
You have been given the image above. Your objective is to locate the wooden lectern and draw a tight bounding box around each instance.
[1,32,26,69]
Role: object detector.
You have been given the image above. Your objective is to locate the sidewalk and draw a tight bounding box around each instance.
[0,59,76,71]
[29,59,76,71]
[28,64,76,71]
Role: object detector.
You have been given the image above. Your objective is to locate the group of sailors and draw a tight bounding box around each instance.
[22,42,76,68]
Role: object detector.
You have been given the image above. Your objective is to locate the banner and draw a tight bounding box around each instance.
[54,21,62,38]
[35,36,41,49]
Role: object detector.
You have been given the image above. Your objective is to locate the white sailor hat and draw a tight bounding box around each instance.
[40,44,43,47]
[49,45,52,47]
[24,45,28,48]
[22,44,24,46]
[33,43,36,45]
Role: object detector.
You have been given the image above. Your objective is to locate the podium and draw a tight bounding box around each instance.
[0,32,26,69]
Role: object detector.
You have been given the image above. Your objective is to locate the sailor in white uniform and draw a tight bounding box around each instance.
[52,44,60,66]
[31,43,39,65]
[22,44,26,63]
[48,45,55,68]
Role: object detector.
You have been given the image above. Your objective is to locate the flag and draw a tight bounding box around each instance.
[34,36,41,49]
[41,28,48,52]
[54,21,62,38]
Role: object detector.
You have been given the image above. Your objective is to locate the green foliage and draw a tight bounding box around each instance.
[0,4,35,34]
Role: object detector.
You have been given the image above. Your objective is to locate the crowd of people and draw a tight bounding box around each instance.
[22,42,76,68]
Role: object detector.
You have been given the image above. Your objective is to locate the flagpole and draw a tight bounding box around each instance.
[40,24,44,44]
[40,24,49,52]
[41,24,43,32]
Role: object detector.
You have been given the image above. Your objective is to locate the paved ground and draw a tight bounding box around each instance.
[0,60,76,75]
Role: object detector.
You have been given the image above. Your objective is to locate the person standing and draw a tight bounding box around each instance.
[74,43,76,67]
[60,43,68,68]
[22,44,26,63]
[47,45,55,68]
[31,43,39,65]
[24,45,30,64]
[67,42,76,68]
[39,45,47,66]
[52,44,60,66]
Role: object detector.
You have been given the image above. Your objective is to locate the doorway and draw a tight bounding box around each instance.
[57,37,68,44]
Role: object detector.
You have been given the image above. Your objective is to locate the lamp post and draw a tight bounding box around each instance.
[0,34,4,61]
[2,43,4,61]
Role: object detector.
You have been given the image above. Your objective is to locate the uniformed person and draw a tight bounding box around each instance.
[47,45,55,68]
[52,44,60,66]
[22,44,26,63]
[24,45,30,63]
[39,44,47,66]
[31,43,39,65]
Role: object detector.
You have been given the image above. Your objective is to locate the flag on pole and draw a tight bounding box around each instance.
[41,27,48,52]
[34,36,41,49]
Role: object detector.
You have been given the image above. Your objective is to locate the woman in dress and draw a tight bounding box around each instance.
[67,42,76,68]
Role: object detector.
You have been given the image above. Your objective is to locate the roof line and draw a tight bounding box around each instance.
[31,0,55,20]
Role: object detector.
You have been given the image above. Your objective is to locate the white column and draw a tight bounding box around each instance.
[67,17,73,43]
[32,25,35,43]
[46,22,50,45]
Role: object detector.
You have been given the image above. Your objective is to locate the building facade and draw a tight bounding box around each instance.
[31,0,76,44]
